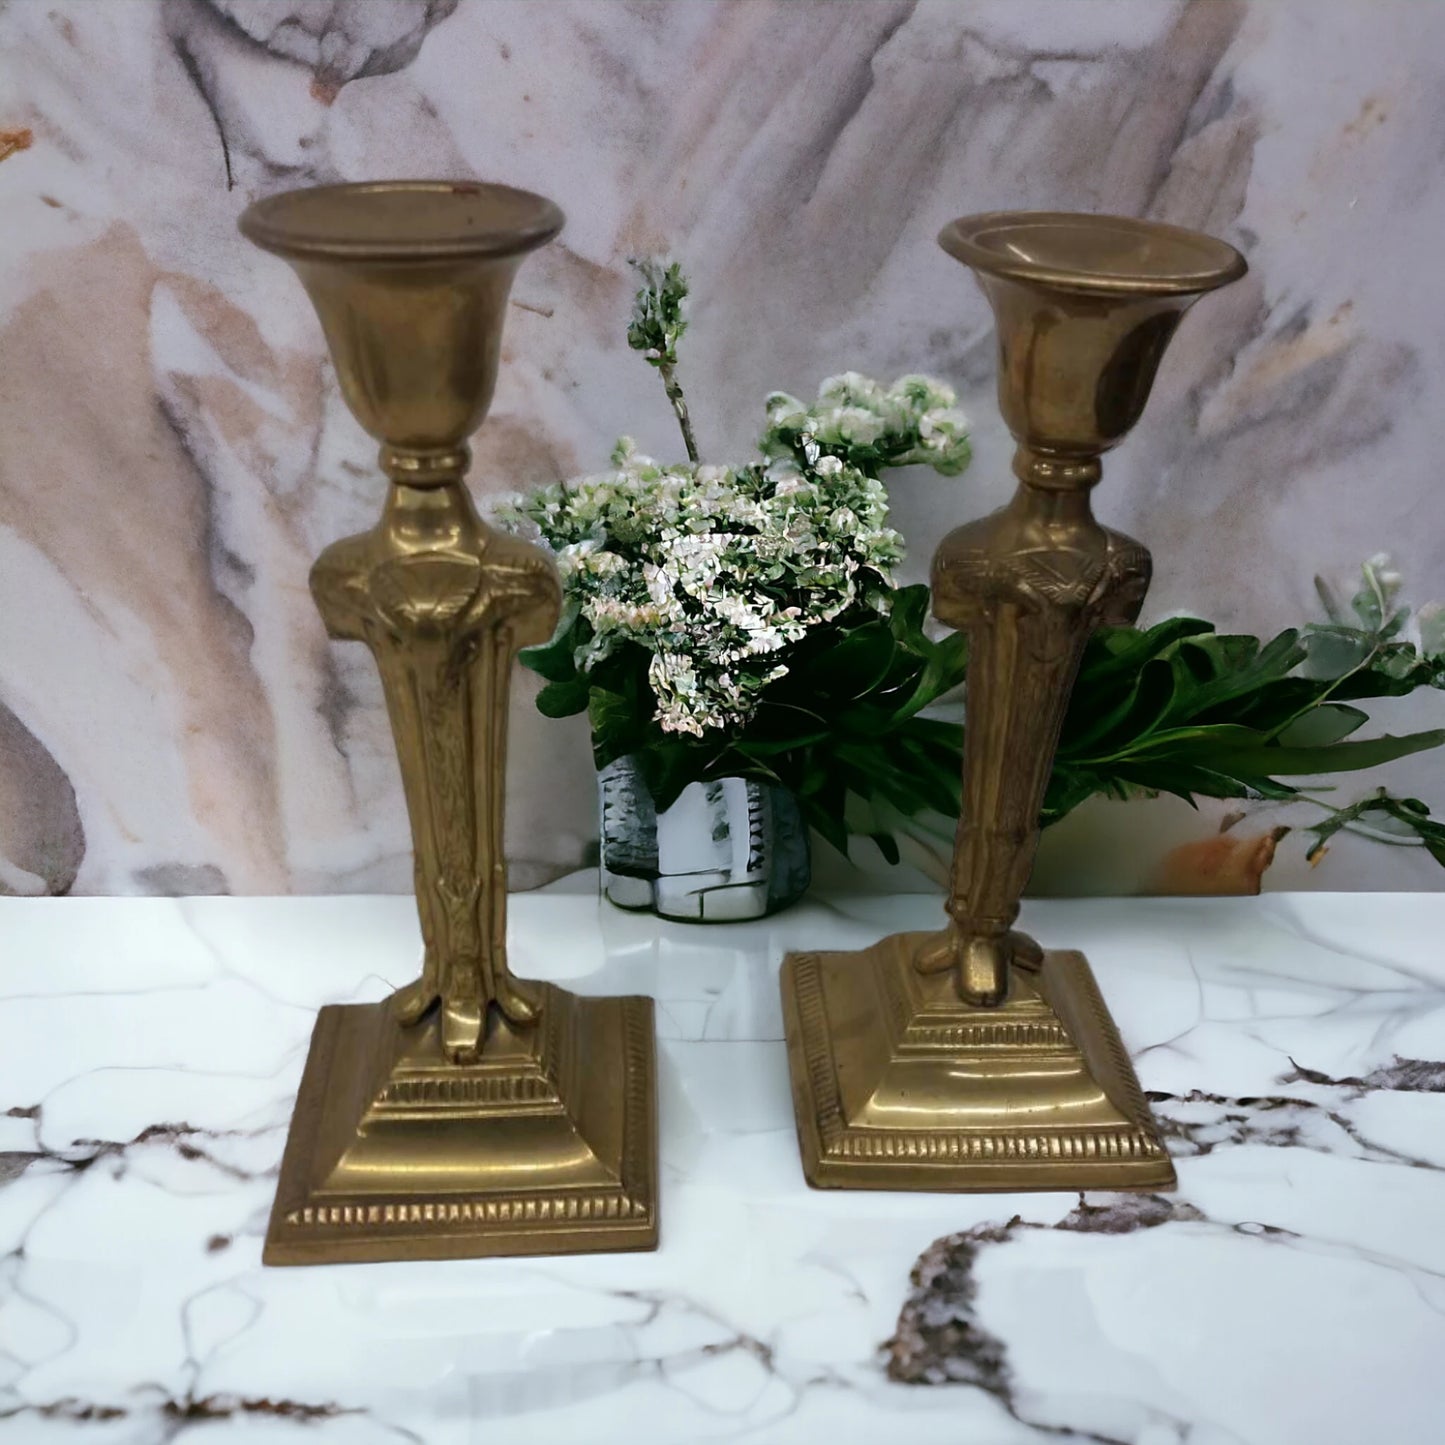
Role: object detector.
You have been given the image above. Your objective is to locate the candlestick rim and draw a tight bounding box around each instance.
[939,210,1246,297]
[239,179,564,264]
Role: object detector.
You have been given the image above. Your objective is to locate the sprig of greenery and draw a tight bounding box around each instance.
[1298,789,1445,866]
[1046,599,1445,826]
[626,257,698,462]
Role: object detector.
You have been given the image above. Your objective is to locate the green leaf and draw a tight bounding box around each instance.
[1183,629,1307,713]
[890,639,969,723]
[1321,660,1432,701]
[1376,644,1420,680]
[1075,617,1217,694]
[801,785,851,857]
[1041,767,1107,826]
[932,629,969,680]
[744,700,832,744]
[1420,603,1445,661]
[1209,727,1445,778]
[796,759,831,798]
[535,679,589,718]
[1102,722,1277,756]
[810,812,851,858]
[640,742,711,813]
[626,257,689,366]
[1062,654,1178,756]
[735,731,831,758]
[521,638,578,684]
[815,622,897,698]
[1108,759,1256,803]
[887,584,931,646]
[519,598,583,682]
[1300,626,1373,680]
[587,687,639,766]
[898,715,965,750]
[1351,556,1402,633]
[1276,704,1369,747]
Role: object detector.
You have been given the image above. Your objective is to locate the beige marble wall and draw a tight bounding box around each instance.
[1,0,1442,896]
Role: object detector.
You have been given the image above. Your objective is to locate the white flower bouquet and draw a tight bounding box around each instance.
[500,261,974,859]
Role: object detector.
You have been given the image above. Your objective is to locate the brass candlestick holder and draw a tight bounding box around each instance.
[241,181,658,1263]
[781,212,1246,1191]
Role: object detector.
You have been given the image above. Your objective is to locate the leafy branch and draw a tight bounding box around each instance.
[626,258,698,462]
[1300,789,1445,866]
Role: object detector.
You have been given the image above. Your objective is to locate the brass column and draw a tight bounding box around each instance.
[241,181,658,1262]
[781,212,1245,1191]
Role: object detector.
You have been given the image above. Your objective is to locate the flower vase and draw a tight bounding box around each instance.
[598,756,810,922]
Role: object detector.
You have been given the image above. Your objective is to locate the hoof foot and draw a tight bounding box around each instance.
[912,927,1031,1007]
[441,999,484,1064]
[395,977,438,1025]
[493,977,541,1027]
[957,935,1008,1007]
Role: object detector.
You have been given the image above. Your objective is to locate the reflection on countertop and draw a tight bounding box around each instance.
[3,875,1444,1441]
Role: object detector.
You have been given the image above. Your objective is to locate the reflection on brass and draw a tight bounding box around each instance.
[782,212,1245,1191]
[240,182,658,1262]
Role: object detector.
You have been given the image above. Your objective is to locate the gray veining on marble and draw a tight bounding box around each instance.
[3,882,1445,1441]
[1,0,1443,895]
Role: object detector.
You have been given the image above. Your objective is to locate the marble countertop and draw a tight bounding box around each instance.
[3,876,1443,1443]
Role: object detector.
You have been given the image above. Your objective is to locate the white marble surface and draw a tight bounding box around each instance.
[3,875,1444,1441]
[1,0,1444,896]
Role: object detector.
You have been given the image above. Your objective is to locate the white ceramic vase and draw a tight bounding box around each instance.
[597,756,811,922]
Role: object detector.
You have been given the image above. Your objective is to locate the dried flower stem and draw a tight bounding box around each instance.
[657,360,699,463]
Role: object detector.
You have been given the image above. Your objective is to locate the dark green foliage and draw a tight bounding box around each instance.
[524,579,1445,868]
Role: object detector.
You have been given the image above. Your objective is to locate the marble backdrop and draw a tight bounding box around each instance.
[1,0,1443,897]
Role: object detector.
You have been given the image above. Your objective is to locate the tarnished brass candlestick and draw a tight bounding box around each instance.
[241,181,657,1262]
[781,212,1246,1191]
